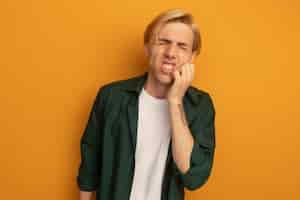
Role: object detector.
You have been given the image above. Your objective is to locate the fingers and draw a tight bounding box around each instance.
[181,63,194,84]
[182,63,188,85]
[189,63,194,81]
[173,70,180,84]
[169,63,194,101]
[174,63,195,89]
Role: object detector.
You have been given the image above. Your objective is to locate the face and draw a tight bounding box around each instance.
[145,22,196,85]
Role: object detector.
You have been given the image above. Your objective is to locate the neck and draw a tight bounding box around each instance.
[144,74,170,99]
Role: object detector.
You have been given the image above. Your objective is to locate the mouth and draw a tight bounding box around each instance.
[161,62,176,74]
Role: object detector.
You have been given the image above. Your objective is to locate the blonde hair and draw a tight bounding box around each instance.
[144,9,201,55]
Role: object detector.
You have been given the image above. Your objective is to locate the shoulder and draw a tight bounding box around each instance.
[187,86,214,108]
[184,86,216,123]
[98,75,142,94]
[188,86,210,98]
[94,74,144,106]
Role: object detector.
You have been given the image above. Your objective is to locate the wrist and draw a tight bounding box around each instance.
[167,98,183,106]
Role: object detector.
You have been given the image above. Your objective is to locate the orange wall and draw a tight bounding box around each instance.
[1,0,299,199]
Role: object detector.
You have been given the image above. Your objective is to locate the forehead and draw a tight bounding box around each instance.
[157,22,194,45]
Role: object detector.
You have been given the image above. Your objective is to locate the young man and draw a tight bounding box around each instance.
[78,9,216,200]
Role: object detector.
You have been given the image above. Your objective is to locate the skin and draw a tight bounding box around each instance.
[80,22,197,200]
[79,191,93,200]
[144,22,196,100]
[144,22,197,174]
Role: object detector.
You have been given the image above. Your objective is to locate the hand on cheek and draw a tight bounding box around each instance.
[167,63,195,103]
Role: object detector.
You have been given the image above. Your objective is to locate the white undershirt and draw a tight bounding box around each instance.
[129,87,171,200]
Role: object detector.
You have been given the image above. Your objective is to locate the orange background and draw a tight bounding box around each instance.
[1,0,299,199]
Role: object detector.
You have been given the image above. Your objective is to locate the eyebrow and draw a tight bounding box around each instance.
[157,37,189,47]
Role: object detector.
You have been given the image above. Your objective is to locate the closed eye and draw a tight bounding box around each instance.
[178,43,189,50]
[157,38,171,45]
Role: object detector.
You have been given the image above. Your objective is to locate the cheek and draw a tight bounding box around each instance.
[175,55,192,71]
[179,53,193,64]
[148,54,160,70]
[177,56,188,65]
[150,50,163,64]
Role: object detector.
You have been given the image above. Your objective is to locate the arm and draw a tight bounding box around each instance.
[167,63,196,173]
[77,87,108,195]
[169,94,216,190]
[167,64,216,190]
[168,101,194,173]
[79,191,93,200]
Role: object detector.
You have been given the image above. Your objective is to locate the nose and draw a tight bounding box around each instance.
[164,44,177,59]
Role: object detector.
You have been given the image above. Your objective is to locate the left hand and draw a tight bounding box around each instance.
[167,63,195,104]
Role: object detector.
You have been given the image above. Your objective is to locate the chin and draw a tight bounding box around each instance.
[156,73,173,85]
